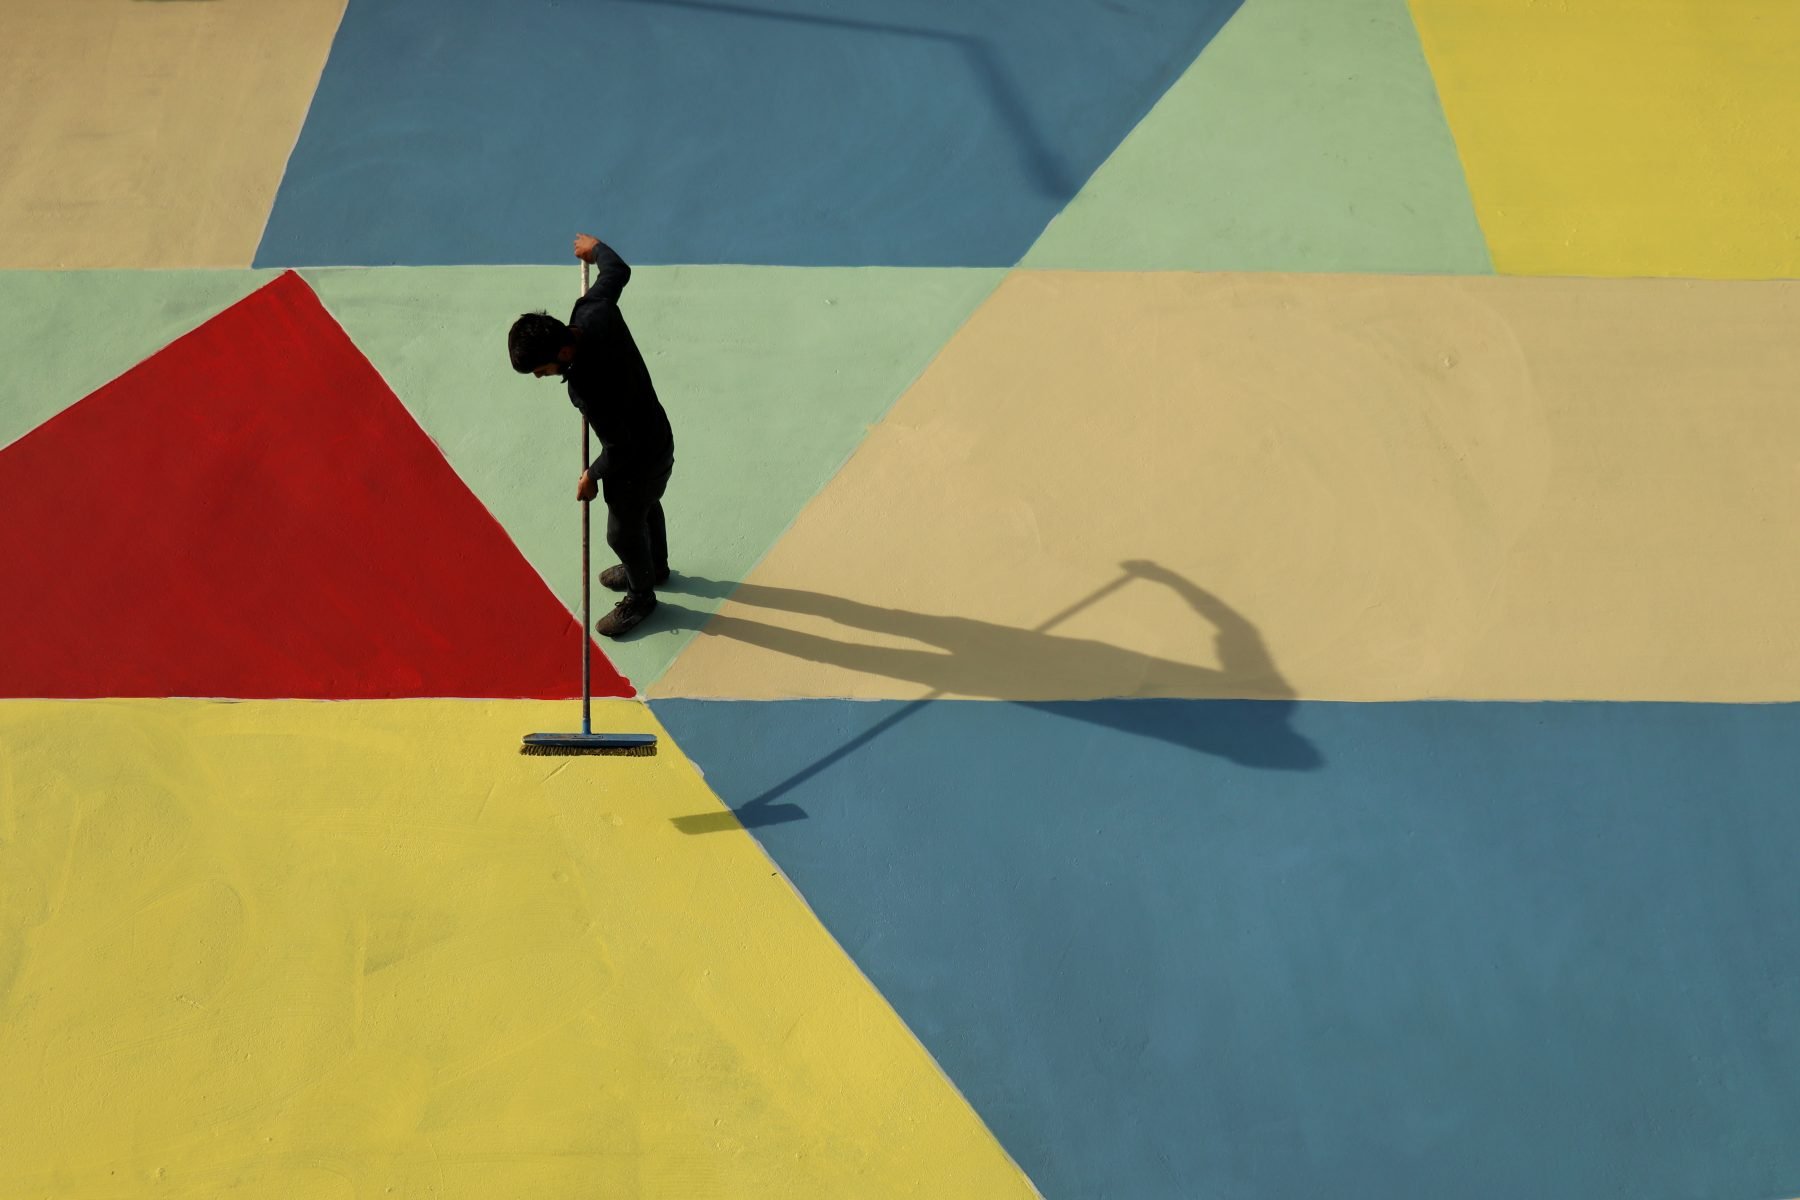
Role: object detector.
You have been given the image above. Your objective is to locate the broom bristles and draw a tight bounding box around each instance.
[520,742,656,757]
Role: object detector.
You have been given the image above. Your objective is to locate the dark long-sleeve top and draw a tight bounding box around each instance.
[565,239,674,481]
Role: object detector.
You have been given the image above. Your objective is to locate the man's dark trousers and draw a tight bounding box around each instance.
[603,458,672,597]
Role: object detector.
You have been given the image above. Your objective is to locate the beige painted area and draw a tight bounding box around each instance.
[656,271,1800,703]
[0,0,346,268]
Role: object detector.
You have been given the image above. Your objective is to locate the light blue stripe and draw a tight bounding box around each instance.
[254,0,1242,266]
[655,697,1800,1200]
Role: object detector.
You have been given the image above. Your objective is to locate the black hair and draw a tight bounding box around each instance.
[508,311,570,373]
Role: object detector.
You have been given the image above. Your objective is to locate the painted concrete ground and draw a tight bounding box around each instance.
[3,2,1798,1197]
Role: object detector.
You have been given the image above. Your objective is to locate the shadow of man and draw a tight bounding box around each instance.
[663,560,1323,831]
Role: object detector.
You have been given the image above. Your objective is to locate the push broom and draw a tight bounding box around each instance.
[521,257,658,757]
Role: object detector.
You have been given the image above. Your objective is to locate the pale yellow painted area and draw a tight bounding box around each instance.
[0,0,346,268]
[0,699,1034,1198]
[1407,0,1800,279]
[655,271,1800,703]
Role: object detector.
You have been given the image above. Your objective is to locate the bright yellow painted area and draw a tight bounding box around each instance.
[0,699,1033,1198]
[656,271,1800,703]
[1407,0,1800,279]
[0,1,346,268]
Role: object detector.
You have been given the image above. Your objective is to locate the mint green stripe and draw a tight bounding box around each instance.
[0,270,280,452]
[1022,0,1491,273]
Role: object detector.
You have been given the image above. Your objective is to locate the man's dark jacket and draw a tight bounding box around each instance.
[565,240,673,483]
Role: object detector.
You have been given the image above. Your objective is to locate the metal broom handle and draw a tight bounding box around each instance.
[580,258,592,736]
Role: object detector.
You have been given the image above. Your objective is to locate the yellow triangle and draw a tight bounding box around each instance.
[0,698,1034,1197]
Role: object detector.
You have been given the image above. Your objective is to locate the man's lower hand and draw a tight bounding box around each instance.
[576,470,598,502]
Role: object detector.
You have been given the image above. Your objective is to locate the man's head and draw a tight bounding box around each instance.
[509,312,575,377]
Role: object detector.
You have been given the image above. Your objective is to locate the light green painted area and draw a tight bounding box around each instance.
[1022,0,1492,273]
[304,265,1003,691]
[0,270,278,451]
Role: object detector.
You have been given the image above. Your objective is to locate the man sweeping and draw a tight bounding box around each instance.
[508,234,674,639]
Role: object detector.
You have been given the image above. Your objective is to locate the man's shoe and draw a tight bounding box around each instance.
[599,563,670,591]
[595,592,657,639]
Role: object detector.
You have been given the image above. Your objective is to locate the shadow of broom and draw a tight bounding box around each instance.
[670,567,1140,834]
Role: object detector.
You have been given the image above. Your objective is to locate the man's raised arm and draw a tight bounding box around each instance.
[573,233,630,302]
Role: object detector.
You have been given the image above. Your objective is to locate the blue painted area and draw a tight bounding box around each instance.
[255,0,1241,267]
[653,698,1800,1200]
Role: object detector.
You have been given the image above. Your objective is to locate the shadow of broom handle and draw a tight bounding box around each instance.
[736,565,1140,810]
[1030,566,1137,637]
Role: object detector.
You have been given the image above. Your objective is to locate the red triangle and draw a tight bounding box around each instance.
[0,271,632,700]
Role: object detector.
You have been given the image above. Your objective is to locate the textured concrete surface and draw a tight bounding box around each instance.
[0,0,346,267]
